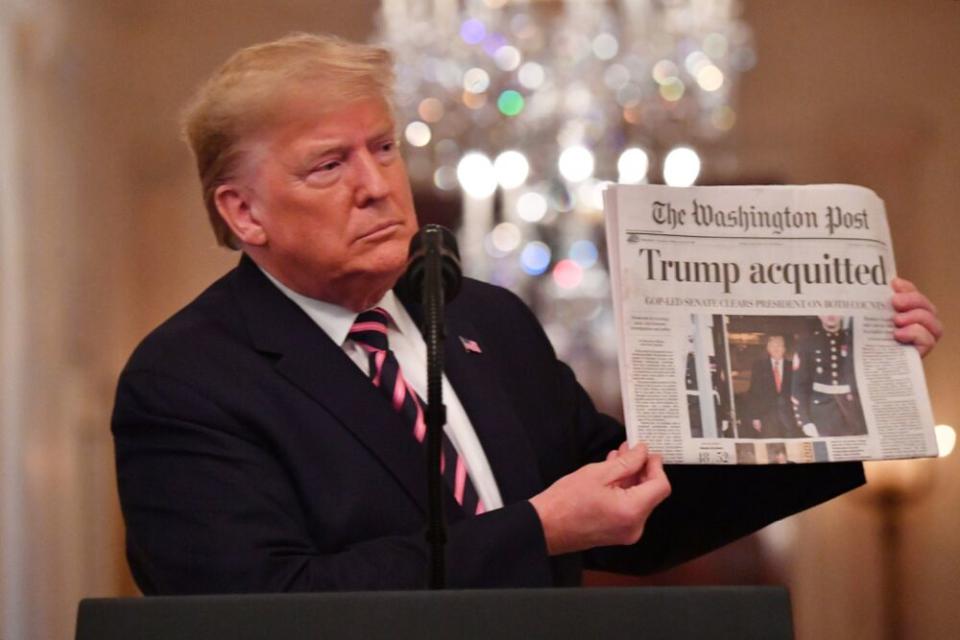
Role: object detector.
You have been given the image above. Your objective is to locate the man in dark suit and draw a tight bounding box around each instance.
[745,335,796,439]
[112,33,943,594]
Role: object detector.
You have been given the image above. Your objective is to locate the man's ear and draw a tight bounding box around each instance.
[214,183,268,247]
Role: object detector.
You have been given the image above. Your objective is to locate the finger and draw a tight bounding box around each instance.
[894,324,938,357]
[614,443,641,489]
[892,290,937,315]
[638,453,665,483]
[893,309,944,340]
[891,277,917,294]
[625,456,671,509]
[606,450,618,462]
[601,443,648,484]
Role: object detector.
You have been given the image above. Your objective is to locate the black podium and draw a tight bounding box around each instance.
[76,586,793,639]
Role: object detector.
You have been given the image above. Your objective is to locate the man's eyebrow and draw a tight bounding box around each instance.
[298,141,348,164]
[367,125,398,142]
[297,127,398,166]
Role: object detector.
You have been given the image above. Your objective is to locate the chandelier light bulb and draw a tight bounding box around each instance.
[663,146,701,187]
[558,145,595,183]
[457,152,498,198]
[617,147,649,184]
[494,150,530,189]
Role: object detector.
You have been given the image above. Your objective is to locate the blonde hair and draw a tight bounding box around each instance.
[181,33,395,248]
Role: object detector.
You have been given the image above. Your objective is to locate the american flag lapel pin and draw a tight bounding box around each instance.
[459,336,482,354]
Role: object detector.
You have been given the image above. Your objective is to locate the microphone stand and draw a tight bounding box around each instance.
[421,227,448,589]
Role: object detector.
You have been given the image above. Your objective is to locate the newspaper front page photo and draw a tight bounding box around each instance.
[604,184,937,465]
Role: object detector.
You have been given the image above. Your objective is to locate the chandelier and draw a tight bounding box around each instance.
[376,0,754,407]
[378,0,753,188]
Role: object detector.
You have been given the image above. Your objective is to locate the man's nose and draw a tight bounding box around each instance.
[351,150,390,206]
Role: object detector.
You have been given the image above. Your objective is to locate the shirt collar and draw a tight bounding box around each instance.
[258,265,413,346]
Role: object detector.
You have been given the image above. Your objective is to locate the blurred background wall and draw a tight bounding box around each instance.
[0,1,957,638]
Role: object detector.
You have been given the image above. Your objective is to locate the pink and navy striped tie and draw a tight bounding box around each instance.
[350,308,485,515]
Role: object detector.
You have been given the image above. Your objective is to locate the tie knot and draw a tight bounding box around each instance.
[350,307,391,352]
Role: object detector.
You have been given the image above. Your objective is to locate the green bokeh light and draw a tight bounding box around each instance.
[497,90,525,116]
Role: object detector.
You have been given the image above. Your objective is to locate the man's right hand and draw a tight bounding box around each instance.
[528,443,671,556]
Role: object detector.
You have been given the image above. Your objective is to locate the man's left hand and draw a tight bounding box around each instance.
[892,277,943,358]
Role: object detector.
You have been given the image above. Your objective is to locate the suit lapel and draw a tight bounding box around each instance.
[440,303,546,506]
[231,256,430,514]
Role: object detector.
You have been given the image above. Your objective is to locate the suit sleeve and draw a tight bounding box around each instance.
[545,352,866,576]
[482,284,865,577]
[113,369,554,594]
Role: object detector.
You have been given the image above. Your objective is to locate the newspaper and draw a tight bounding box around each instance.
[603,184,937,465]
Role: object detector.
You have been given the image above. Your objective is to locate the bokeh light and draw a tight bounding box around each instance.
[617,147,649,184]
[703,33,729,59]
[517,191,548,222]
[491,222,522,253]
[517,62,545,89]
[463,67,490,93]
[417,97,445,123]
[569,240,598,268]
[494,150,530,189]
[558,145,595,182]
[696,65,724,91]
[404,121,431,147]
[457,152,498,198]
[604,64,630,90]
[461,91,486,109]
[936,424,956,457]
[497,90,525,116]
[459,19,486,45]
[652,59,679,84]
[592,33,619,60]
[710,106,736,131]
[663,146,701,187]
[684,51,710,76]
[520,241,552,275]
[494,45,522,71]
[552,259,584,289]
[433,166,458,191]
[659,78,685,101]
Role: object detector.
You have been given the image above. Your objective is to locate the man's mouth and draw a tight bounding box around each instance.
[356,220,403,242]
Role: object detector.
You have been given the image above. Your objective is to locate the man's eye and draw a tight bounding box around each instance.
[379,140,397,154]
[314,161,341,173]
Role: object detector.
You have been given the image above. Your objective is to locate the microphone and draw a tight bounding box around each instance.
[395,224,462,589]
[396,224,462,304]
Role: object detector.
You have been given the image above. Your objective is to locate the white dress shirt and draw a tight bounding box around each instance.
[261,269,504,511]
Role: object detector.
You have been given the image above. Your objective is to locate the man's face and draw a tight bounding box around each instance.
[237,94,418,308]
[766,337,785,360]
[819,315,843,332]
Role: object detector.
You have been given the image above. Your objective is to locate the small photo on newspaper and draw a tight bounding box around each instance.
[603,184,937,465]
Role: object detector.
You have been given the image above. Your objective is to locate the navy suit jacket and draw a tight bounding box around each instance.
[112,255,864,594]
[747,357,794,438]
